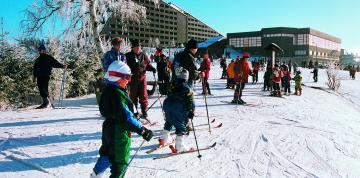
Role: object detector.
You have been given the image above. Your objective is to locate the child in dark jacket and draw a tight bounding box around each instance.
[160,67,195,153]
[90,61,154,178]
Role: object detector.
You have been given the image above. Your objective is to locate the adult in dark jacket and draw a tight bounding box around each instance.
[102,37,126,72]
[312,67,318,82]
[220,58,227,79]
[33,44,66,109]
[172,39,199,89]
[154,47,171,95]
[126,40,156,118]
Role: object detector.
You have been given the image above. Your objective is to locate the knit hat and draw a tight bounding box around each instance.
[131,39,140,48]
[104,61,132,82]
[112,37,123,46]
[38,44,46,51]
[186,39,198,49]
[175,67,189,81]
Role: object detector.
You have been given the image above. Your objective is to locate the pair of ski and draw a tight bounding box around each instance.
[151,119,222,141]
[220,101,261,107]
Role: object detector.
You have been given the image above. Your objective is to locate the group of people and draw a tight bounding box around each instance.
[90,37,216,178]
[222,55,304,100]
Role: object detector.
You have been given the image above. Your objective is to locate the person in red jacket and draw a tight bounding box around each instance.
[252,60,260,84]
[232,52,253,104]
[198,53,212,95]
[272,63,282,97]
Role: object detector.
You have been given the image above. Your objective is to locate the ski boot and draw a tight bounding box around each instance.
[159,130,173,146]
[172,135,192,153]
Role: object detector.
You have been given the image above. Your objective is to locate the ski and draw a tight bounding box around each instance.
[153,142,217,160]
[142,121,159,127]
[145,140,175,154]
[152,123,222,140]
[220,101,261,107]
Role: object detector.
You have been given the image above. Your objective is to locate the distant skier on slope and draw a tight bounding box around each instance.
[271,63,282,97]
[293,70,303,96]
[263,65,273,91]
[220,58,227,79]
[198,53,212,95]
[154,47,171,95]
[226,59,236,89]
[90,61,154,178]
[232,52,253,104]
[282,65,291,96]
[252,59,260,84]
[33,44,67,109]
[311,66,318,82]
[160,67,195,153]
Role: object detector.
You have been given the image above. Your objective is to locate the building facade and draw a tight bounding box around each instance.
[101,0,220,47]
[227,27,342,64]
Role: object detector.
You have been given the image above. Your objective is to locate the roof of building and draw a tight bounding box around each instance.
[198,36,226,48]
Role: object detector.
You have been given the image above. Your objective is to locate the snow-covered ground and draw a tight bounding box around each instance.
[1,63,360,178]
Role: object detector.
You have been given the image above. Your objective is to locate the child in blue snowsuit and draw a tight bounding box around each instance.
[160,67,195,153]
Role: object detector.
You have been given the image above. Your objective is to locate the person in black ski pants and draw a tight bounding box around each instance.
[33,44,67,109]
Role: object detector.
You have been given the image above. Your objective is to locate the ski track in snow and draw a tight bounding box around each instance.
[1,64,360,178]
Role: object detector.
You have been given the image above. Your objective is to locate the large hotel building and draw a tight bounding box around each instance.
[101,0,221,47]
[227,27,342,63]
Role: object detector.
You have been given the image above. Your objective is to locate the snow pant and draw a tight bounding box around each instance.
[158,74,170,95]
[272,82,281,96]
[94,120,131,178]
[313,75,318,82]
[263,79,271,91]
[252,71,259,83]
[202,77,211,95]
[234,82,246,100]
[163,98,189,136]
[36,76,50,106]
[221,68,227,78]
[284,81,291,93]
[226,78,235,89]
[129,77,148,113]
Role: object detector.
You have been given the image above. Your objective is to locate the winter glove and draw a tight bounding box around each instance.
[152,68,157,73]
[137,127,154,141]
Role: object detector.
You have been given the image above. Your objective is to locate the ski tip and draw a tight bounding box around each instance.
[216,123,223,128]
[210,142,217,148]
[211,119,216,123]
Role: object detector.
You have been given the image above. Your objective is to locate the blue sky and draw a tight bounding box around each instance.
[1,0,359,52]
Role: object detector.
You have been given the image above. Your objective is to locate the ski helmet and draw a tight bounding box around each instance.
[104,61,132,82]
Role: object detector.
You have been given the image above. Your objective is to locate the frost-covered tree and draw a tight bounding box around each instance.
[326,62,341,91]
[21,0,159,67]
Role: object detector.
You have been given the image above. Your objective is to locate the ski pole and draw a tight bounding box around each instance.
[58,68,66,108]
[201,74,211,135]
[190,118,202,159]
[120,139,146,178]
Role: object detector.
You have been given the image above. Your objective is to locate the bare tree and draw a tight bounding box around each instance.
[21,0,159,67]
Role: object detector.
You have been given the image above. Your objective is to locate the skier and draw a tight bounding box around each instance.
[350,65,356,80]
[311,66,318,82]
[293,70,302,96]
[90,61,154,178]
[198,53,212,95]
[33,44,67,109]
[160,67,195,153]
[232,52,253,104]
[282,65,291,96]
[126,40,156,119]
[172,39,199,89]
[220,58,227,79]
[252,60,260,84]
[263,65,272,91]
[102,37,126,72]
[271,63,282,97]
[226,59,236,89]
[154,47,171,95]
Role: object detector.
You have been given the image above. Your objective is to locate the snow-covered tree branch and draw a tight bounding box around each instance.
[21,0,159,67]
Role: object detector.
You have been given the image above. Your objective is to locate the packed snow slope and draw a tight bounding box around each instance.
[1,63,360,178]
